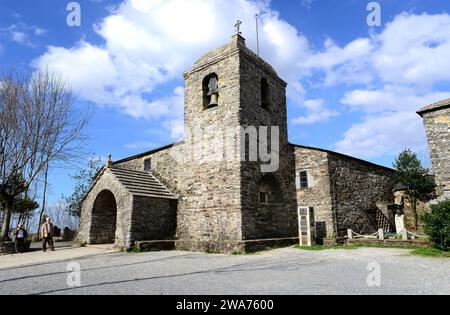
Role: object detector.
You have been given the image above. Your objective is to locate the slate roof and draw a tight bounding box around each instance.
[109,167,177,200]
[417,98,450,116]
[289,143,396,172]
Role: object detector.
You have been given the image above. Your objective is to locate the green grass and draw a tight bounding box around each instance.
[126,247,141,253]
[410,248,450,258]
[294,244,360,251]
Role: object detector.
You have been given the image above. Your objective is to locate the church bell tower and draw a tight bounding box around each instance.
[177,30,297,253]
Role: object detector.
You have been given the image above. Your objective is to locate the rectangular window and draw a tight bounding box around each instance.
[260,192,268,203]
[144,158,152,172]
[299,171,309,189]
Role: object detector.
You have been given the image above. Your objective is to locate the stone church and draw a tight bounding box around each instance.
[79,34,400,253]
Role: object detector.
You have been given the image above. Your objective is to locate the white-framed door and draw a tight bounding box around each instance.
[298,206,316,247]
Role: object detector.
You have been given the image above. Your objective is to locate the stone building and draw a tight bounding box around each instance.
[418,98,450,200]
[79,34,395,253]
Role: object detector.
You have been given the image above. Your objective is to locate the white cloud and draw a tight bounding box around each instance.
[3,23,47,47]
[320,13,450,159]
[121,86,184,120]
[335,111,427,159]
[341,86,450,114]
[293,99,338,125]
[336,87,450,157]
[305,38,374,86]
[33,2,450,159]
[162,118,185,140]
[34,28,47,36]
[373,13,450,87]
[35,0,312,138]
[36,42,118,105]
[307,13,450,88]
[11,31,27,44]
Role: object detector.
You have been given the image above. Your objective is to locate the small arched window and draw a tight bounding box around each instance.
[261,78,270,110]
[202,73,219,110]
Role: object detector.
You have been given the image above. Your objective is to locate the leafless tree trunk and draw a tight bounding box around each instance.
[0,69,89,240]
[37,163,49,233]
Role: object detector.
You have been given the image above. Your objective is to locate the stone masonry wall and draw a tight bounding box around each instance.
[293,146,335,240]
[328,154,395,236]
[131,196,177,242]
[239,45,298,240]
[422,107,450,198]
[180,37,243,251]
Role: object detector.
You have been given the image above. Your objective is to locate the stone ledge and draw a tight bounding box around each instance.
[175,238,299,254]
[346,239,433,248]
[0,240,31,254]
[0,241,15,254]
[322,237,346,246]
[134,240,175,252]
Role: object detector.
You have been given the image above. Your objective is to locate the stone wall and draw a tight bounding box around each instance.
[293,146,335,240]
[179,36,244,249]
[293,145,395,239]
[328,153,395,236]
[421,107,450,198]
[131,196,177,241]
[114,144,244,252]
[238,41,298,241]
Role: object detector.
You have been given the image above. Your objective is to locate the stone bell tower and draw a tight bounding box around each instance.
[418,98,450,200]
[178,32,297,253]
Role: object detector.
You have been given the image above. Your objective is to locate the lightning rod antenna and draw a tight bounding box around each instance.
[255,13,260,56]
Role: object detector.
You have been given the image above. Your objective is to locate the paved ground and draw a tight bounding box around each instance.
[0,242,115,269]
[0,246,449,295]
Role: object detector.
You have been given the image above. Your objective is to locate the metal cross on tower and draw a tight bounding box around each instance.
[235,20,242,35]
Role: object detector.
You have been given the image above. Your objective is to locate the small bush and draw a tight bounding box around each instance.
[422,200,450,251]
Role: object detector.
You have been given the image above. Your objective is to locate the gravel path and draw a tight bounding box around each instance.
[0,247,448,295]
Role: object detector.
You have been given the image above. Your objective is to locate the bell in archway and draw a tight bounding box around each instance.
[209,92,218,107]
[207,76,219,108]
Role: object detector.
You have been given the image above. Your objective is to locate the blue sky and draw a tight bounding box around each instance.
[1,0,450,206]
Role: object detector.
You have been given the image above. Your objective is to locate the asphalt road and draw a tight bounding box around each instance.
[0,247,449,295]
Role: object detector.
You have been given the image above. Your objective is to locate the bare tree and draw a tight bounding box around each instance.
[0,70,89,240]
[46,199,79,231]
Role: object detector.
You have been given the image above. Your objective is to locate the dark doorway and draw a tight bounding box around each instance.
[90,190,117,244]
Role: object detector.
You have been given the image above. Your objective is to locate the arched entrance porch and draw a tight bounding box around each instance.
[89,190,117,244]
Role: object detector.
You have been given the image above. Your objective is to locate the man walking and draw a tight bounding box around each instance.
[13,224,28,253]
[40,217,55,252]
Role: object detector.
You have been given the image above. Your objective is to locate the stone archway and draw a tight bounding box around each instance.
[89,190,117,244]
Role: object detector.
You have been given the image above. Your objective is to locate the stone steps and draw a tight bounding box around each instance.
[131,192,177,200]
[116,179,168,191]
[128,188,175,198]
[112,174,163,186]
[109,167,177,200]
[113,176,161,186]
